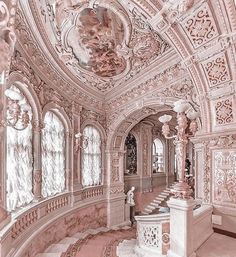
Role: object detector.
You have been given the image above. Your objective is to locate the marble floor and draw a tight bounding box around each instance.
[196,233,236,257]
[117,233,236,257]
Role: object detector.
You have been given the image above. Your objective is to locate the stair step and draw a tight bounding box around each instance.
[153,199,162,204]
[145,205,156,210]
[99,227,110,232]
[150,202,159,207]
[160,192,169,196]
[46,243,70,253]
[59,237,78,244]
[35,254,62,257]
[164,189,171,193]
[86,228,99,235]
[155,196,165,201]
[73,231,91,239]
[141,211,149,215]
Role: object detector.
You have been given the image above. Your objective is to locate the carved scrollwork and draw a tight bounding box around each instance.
[0,2,16,77]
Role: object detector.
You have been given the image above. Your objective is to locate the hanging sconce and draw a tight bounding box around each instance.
[75,132,89,151]
[1,88,30,131]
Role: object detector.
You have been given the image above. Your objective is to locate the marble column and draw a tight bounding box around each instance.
[32,121,43,200]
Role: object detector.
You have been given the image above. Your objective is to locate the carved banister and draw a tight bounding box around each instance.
[135,213,170,255]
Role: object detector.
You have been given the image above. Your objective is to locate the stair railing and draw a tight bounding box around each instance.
[134,213,170,256]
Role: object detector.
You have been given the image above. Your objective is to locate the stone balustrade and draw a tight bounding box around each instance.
[135,213,170,256]
[46,195,69,214]
[0,186,107,257]
[81,186,104,200]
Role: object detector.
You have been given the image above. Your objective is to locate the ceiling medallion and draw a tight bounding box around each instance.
[39,0,170,91]
[54,1,131,79]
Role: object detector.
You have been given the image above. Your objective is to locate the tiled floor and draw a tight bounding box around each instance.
[196,233,236,257]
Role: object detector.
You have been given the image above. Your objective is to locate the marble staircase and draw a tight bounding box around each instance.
[141,183,176,215]
[35,226,134,257]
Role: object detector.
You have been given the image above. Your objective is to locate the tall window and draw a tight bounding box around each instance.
[81,126,102,187]
[42,111,65,197]
[124,133,137,175]
[6,86,34,211]
[152,138,164,173]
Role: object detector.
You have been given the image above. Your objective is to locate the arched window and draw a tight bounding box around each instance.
[6,86,34,211]
[81,126,102,187]
[152,138,164,173]
[124,133,137,175]
[41,111,65,197]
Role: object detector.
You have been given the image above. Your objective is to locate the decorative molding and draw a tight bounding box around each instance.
[109,185,124,194]
[106,63,185,111]
[181,2,218,49]
[203,141,211,203]
[214,150,236,205]
[81,108,106,128]
[202,53,231,87]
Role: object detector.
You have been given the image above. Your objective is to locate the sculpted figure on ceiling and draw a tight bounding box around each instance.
[37,0,170,91]
[76,7,126,77]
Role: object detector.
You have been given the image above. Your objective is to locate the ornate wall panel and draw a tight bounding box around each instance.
[215,98,234,125]
[202,53,231,88]
[180,2,219,49]
[213,150,236,206]
[211,95,236,131]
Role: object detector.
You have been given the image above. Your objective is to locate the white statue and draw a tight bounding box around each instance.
[126,186,135,206]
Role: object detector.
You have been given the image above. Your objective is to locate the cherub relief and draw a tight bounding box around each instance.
[75,7,126,77]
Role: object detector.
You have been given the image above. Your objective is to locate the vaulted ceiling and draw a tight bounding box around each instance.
[13,0,236,134]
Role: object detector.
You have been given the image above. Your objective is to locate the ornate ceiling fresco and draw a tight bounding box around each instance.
[11,0,236,133]
[20,0,170,93]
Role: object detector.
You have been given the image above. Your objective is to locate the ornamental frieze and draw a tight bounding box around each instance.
[81,108,106,128]
[106,63,184,111]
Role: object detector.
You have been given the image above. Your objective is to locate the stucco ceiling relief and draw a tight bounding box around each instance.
[149,0,195,32]
[14,9,104,110]
[202,52,231,88]
[180,2,219,49]
[215,98,234,125]
[106,63,193,111]
[214,96,235,126]
[36,0,171,92]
